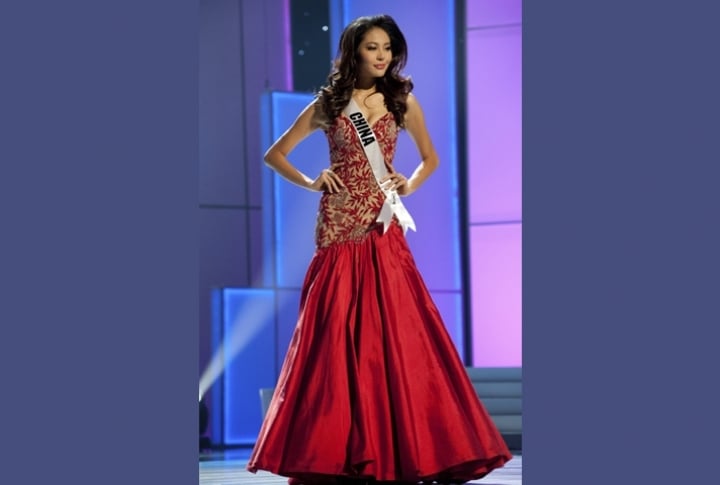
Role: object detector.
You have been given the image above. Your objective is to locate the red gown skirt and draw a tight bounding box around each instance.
[247,223,511,483]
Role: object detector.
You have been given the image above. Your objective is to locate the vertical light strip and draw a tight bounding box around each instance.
[328,0,344,60]
[446,0,461,290]
[342,0,351,26]
[272,92,284,287]
[209,288,223,444]
[282,0,293,90]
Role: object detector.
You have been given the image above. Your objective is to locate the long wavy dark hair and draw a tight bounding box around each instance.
[318,15,414,128]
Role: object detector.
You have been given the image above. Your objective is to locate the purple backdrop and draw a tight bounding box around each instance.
[466,0,522,366]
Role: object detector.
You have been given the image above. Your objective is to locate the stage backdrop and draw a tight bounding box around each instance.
[200,0,522,446]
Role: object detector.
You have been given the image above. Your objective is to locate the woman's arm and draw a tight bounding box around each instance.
[381,93,440,196]
[264,100,345,193]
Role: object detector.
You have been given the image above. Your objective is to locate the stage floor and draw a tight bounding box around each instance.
[199,451,522,485]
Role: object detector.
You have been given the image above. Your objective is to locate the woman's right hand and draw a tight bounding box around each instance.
[310,169,346,193]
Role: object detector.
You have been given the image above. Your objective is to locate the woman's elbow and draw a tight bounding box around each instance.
[263,147,277,167]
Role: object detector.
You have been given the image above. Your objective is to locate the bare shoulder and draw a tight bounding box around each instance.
[311,98,329,128]
[408,92,424,107]
[301,97,328,130]
[290,98,327,132]
[404,93,427,126]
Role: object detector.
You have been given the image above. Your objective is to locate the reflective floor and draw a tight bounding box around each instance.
[199,449,522,485]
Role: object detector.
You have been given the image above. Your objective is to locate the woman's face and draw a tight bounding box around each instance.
[355,27,392,80]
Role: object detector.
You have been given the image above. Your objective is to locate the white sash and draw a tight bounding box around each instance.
[343,98,417,235]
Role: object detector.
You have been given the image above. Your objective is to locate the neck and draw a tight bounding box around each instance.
[354,77,376,91]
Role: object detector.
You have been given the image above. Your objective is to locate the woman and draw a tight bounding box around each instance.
[247,14,512,485]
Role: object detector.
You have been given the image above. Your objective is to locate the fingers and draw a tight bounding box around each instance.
[317,170,407,194]
[321,169,345,193]
[380,172,407,192]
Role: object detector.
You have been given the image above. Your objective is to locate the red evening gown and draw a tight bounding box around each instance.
[247,110,512,484]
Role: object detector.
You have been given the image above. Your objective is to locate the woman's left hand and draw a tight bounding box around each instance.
[380,171,413,196]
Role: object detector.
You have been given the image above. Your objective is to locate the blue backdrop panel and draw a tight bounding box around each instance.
[262,91,326,290]
[217,288,277,445]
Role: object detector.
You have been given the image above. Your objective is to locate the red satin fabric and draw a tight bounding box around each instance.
[247,223,512,483]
